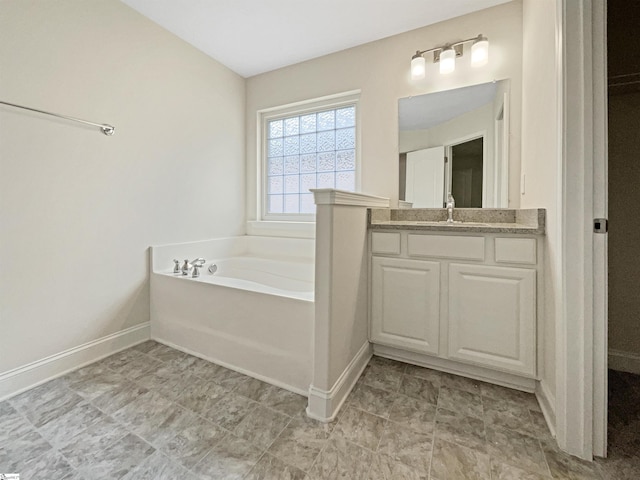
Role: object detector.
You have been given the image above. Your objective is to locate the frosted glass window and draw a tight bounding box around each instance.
[269,120,283,138]
[268,157,283,176]
[265,103,357,216]
[336,106,355,128]
[300,154,316,173]
[269,176,283,194]
[269,195,283,213]
[300,193,315,213]
[317,172,335,188]
[284,156,299,174]
[317,152,335,172]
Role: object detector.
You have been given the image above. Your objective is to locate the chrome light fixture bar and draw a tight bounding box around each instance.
[411,34,489,80]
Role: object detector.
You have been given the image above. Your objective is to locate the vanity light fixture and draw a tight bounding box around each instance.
[439,46,456,74]
[411,34,489,80]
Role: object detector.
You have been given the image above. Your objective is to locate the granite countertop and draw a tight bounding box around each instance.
[368,208,545,235]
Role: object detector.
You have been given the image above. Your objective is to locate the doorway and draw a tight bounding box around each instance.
[448,137,483,208]
[604,0,640,464]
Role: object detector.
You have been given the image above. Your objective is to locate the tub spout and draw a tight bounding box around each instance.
[191,258,206,267]
[181,258,206,275]
[192,264,201,278]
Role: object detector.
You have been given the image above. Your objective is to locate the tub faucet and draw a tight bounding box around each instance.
[446,193,455,223]
[191,258,205,268]
[181,260,191,275]
[192,264,201,278]
[181,258,206,276]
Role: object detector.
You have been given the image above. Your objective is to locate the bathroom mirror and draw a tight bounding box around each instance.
[398,80,510,208]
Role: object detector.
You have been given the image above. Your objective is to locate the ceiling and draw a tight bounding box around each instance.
[120,0,510,78]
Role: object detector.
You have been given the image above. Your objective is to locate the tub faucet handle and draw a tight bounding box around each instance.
[182,259,191,275]
[173,259,181,274]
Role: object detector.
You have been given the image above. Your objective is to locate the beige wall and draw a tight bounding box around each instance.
[245,1,523,213]
[399,103,494,154]
[0,1,245,373]
[608,92,640,359]
[521,0,559,399]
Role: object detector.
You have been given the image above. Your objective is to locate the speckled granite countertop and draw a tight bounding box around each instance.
[368,208,545,235]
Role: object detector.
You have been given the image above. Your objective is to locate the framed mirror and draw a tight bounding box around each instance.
[398,80,510,208]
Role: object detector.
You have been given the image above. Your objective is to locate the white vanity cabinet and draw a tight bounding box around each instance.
[371,257,440,355]
[447,263,536,375]
[369,230,542,381]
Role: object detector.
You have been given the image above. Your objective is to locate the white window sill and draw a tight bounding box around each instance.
[247,221,315,239]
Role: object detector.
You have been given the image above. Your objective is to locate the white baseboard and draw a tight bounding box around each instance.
[608,349,640,375]
[0,322,150,401]
[536,379,557,438]
[307,342,372,422]
[373,344,537,392]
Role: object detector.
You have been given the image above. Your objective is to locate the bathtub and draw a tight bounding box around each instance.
[150,236,315,394]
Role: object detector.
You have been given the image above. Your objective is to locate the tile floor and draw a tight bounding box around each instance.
[1,341,638,479]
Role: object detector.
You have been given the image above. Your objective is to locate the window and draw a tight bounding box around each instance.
[260,94,359,221]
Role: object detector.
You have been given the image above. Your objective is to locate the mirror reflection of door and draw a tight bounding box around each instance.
[405,146,445,207]
[449,137,483,208]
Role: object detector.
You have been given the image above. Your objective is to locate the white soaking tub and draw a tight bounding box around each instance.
[150,236,314,394]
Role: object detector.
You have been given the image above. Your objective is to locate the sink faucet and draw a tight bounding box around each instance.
[446,193,455,223]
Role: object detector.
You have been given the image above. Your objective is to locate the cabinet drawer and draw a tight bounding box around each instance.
[371,232,401,255]
[408,234,485,260]
[495,238,537,265]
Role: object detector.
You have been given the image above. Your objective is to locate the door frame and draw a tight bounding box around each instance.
[591,0,608,459]
[495,91,510,208]
[556,0,607,459]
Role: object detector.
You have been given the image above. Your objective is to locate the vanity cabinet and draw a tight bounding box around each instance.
[369,231,541,379]
[371,257,440,355]
[447,263,536,375]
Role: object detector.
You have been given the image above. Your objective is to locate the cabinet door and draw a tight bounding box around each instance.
[371,257,440,355]
[448,264,536,376]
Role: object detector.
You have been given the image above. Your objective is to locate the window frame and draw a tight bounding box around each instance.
[257,91,361,222]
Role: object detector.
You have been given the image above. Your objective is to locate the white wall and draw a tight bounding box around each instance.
[246,1,523,212]
[0,1,245,374]
[520,0,559,405]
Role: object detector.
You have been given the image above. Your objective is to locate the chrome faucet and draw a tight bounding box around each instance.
[181,260,190,275]
[446,193,455,223]
[191,258,206,267]
[192,264,202,278]
[181,258,206,276]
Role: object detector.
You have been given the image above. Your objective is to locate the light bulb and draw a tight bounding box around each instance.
[439,47,455,74]
[471,36,489,67]
[411,53,426,80]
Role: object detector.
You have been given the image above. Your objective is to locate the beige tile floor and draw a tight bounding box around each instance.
[1,341,638,479]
